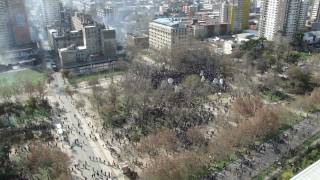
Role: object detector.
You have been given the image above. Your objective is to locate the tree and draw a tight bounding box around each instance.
[182,75,202,98]
[252,106,281,138]
[286,51,301,64]
[34,81,46,100]
[141,152,207,180]
[232,96,263,117]
[91,85,104,113]
[138,128,180,156]
[287,66,313,94]
[240,38,266,61]
[186,126,207,147]
[24,144,71,180]
[107,81,120,110]
[0,85,14,102]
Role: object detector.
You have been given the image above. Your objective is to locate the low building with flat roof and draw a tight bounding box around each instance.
[127,33,149,49]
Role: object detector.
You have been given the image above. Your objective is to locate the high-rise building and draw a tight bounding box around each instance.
[283,0,308,37]
[0,0,12,49]
[258,0,286,41]
[223,0,250,32]
[238,0,251,30]
[41,0,61,27]
[258,0,309,41]
[311,0,320,22]
[220,1,230,23]
[7,0,32,46]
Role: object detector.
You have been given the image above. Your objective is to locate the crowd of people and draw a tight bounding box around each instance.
[48,74,125,180]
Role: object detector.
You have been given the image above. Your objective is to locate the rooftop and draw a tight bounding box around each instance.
[305,31,320,37]
[152,18,182,27]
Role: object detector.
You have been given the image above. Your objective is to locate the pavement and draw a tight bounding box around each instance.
[47,72,127,180]
[205,114,320,180]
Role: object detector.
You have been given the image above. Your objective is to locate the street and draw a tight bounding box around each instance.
[47,72,127,180]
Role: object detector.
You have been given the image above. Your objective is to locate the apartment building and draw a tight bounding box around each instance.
[41,0,62,27]
[258,0,308,41]
[311,0,320,22]
[149,18,191,53]
[283,0,309,37]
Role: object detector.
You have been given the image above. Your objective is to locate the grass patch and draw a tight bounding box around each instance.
[262,90,291,102]
[298,52,311,61]
[0,69,46,85]
[68,68,125,85]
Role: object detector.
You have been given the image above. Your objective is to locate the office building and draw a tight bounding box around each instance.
[311,0,320,22]
[149,18,192,53]
[48,12,117,72]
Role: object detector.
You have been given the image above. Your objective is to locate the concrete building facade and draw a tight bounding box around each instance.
[311,0,320,22]
[149,18,192,53]
[48,12,117,71]
[282,0,309,37]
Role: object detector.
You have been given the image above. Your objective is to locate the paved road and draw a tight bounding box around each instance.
[47,72,126,180]
[205,114,320,180]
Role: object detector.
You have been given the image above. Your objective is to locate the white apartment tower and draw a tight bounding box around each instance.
[258,0,309,41]
[311,0,320,22]
[41,0,61,27]
[220,1,230,23]
[258,0,285,41]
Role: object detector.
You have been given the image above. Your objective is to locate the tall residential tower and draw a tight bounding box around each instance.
[41,0,61,27]
[258,0,309,41]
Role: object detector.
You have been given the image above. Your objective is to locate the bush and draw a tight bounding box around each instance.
[287,66,313,94]
[186,126,207,147]
[232,96,263,117]
[137,128,180,156]
[141,152,208,180]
